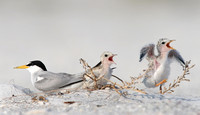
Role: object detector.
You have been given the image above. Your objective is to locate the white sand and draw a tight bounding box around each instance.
[0,84,199,115]
[0,84,32,101]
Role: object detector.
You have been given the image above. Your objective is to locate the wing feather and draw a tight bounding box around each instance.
[168,50,185,65]
[139,44,155,62]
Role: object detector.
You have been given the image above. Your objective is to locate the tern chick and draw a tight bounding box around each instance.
[139,38,185,93]
[83,51,117,89]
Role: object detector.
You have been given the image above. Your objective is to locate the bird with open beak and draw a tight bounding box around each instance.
[139,38,185,93]
[83,51,117,89]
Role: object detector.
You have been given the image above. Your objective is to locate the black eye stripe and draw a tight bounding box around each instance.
[26,60,47,71]
[26,63,33,66]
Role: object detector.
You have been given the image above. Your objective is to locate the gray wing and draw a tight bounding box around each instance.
[139,44,155,62]
[34,71,83,91]
[168,50,185,65]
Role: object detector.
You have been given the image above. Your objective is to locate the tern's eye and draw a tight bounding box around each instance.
[104,54,108,57]
[161,42,165,44]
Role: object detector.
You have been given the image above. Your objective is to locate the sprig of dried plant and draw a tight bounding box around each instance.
[103,77,147,95]
[129,66,154,85]
[110,66,154,95]
[162,60,195,94]
[80,58,106,90]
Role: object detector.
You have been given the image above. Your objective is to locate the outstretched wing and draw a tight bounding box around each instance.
[168,50,185,65]
[139,44,155,62]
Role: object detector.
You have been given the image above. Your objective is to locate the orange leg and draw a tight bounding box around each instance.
[155,79,167,94]
[155,79,167,87]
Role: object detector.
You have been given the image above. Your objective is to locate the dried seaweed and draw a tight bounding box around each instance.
[31,96,48,102]
[64,101,76,104]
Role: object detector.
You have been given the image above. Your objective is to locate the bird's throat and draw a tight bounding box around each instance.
[102,61,111,73]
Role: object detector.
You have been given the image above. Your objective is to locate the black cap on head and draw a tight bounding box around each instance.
[26,60,47,71]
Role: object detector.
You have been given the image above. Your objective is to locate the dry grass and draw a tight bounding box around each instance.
[162,61,194,94]
[80,58,106,90]
[80,58,194,96]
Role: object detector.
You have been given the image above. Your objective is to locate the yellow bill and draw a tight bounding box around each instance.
[14,65,29,69]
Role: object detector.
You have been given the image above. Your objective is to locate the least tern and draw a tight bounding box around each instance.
[83,51,117,88]
[139,38,185,93]
[14,60,83,92]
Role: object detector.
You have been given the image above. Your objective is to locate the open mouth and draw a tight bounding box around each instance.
[108,56,114,62]
[166,40,175,49]
[108,54,117,62]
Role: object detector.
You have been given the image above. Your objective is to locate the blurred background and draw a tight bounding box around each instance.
[0,0,199,96]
